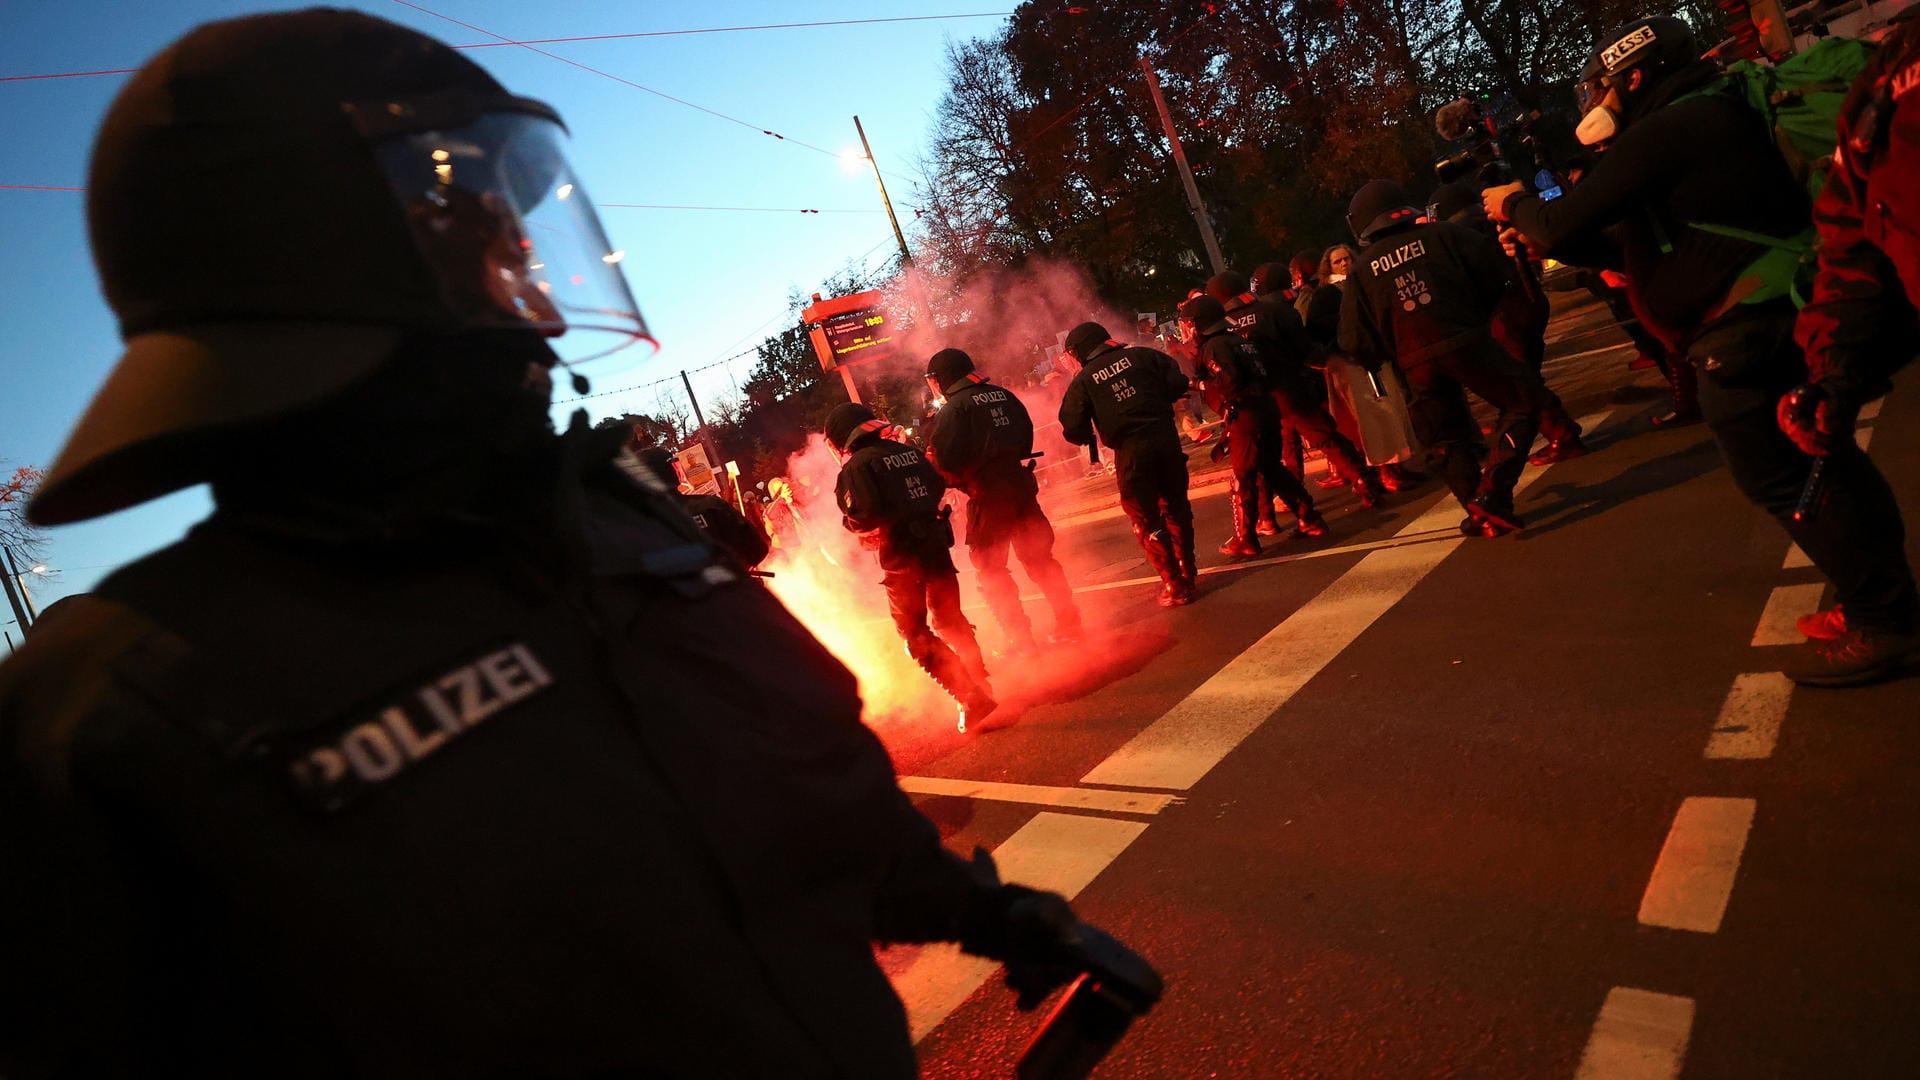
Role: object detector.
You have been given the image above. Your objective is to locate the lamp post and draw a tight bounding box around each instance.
[0,546,37,631]
[853,116,913,268]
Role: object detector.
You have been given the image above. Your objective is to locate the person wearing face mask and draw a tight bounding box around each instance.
[0,12,1129,1076]
[1485,16,1920,685]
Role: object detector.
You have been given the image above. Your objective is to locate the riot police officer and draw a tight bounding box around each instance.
[1205,270,1383,506]
[1487,16,1920,682]
[1181,294,1329,558]
[1779,16,1920,684]
[1340,179,1549,536]
[1058,321,1198,606]
[635,445,770,568]
[828,401,997,725]
[0,12,1109,1076]
[924,348,1083,651]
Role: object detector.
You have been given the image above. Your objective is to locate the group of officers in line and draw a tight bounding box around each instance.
[3,7,1918,1077]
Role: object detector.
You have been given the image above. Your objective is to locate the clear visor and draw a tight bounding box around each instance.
[368,111,652,367]
[1575,76,1610,114]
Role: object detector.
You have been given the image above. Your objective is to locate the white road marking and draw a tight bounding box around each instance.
[1781,543,1812,569]
[1856,426,1875,452]
[895,410,1613,1041]
[1574,987,1696,1080]
[1081,411,1611,791]
[898,776,1180,815]
[887,812,1148,1040]
[1751,583,1826,647]
[1638,796,1757,933]
[1857,398,1883,422]
[1703,672,1793,760]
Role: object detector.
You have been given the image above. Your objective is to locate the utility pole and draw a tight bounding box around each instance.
[855,115,914,267]
[0,546,32,633]
[1139,59,1226,277]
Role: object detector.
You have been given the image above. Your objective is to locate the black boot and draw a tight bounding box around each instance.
[1142,529,1193,606]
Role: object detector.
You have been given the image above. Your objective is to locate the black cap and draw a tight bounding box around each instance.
[825,401,882,452]
[1063,321,1114,362]
[1347,179,1421,244]
[635,445,675,478]
[926,348,976,389]
[33,9,523,525]
[1428,179,1484,225]
[1178,295,1230,337]
[1204,271,1251,306]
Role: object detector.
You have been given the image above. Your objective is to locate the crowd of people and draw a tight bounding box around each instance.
[0,6,1916,1076]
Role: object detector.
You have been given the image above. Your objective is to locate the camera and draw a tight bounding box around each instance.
[1016,923,1164,1080]
[1432,96,1568,196]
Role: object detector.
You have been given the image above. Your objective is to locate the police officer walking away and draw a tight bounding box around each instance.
[1059,321,1199,605]
[1487,15,1920,682]
[1204,270,1384,506]
[924,348,1084,651]
[1181,294,1330,557]
[1779,15,1920,683]
[0,12,1131,1076]
[828,402,997,726]
[634,446,770,569]
[1340,180,1550,536]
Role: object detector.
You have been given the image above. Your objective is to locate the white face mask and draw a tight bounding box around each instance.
[1576,104,1619,146]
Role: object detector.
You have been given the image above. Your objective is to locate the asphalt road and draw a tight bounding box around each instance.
[876,296,1920,1079]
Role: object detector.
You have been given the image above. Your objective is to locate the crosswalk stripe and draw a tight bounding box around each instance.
[1751,583,1825,647]
[898,775,1180,814]
[1703,672,1793,760]
[1574,987,1696,1080]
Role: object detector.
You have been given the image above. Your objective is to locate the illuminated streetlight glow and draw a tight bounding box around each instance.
[601,250,627,265]
[555,183,574,201]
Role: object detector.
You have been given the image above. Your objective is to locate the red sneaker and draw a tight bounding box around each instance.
[1797,605,1846,641]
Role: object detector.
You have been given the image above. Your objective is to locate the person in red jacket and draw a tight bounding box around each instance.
[1779,14,1920,683]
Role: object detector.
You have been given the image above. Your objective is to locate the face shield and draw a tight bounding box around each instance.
[352,93,653,369]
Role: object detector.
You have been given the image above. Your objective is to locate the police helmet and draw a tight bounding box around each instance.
[30,9,649,526]
[1178,295,1231,337]
[1203,271,1252,306]
[1063,321,1115,362]
[1347,180,1422,245]
[926,348,976,390]
[1251,261,1292,296]
[824,402,886,453]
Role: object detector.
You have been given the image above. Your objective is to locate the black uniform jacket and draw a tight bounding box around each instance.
[1797,19,1920,394]
[681,490,770,568]
[1503,66,1810,345]
[927,375,1038,498]
[0,431,978,1079]
[1058,341,1191,450]
[1193,330,1270,417]
[1222,292,1319,389]
[1338,219,1512,368]
[836,433,951,560]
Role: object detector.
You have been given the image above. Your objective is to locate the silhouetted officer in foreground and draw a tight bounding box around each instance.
[0,12,1127,1076]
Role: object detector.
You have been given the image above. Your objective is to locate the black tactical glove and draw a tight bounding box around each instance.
[1777,382,1861,457]
[957,849,1084,1010]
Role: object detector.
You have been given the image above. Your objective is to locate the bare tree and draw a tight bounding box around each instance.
[1,464,45,560]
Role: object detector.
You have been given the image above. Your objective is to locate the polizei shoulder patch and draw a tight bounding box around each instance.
[282,643,555,813]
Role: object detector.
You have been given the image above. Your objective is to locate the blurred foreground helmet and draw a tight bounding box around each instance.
[31,8,651,525]
[824,402,885,453]
[1347,180,1422,245]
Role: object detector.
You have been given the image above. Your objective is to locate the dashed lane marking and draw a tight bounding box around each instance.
[1858,398,1884,422]
[1574,987,1696,1080]
[1703,672,1793,760]
[888,812,1148,1040]
[1857,425,1876,452]
[1750,583,1825,647]
[893,411,1613,1040]
[1082,410,1612,791]
[1638,796,1757,934]
[1782,543,1812,570]
[898,776,1180,815]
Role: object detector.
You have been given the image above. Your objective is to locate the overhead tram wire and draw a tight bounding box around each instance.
[0,12,1013,82]
[386,0,918,184]
[0,185,887,218]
